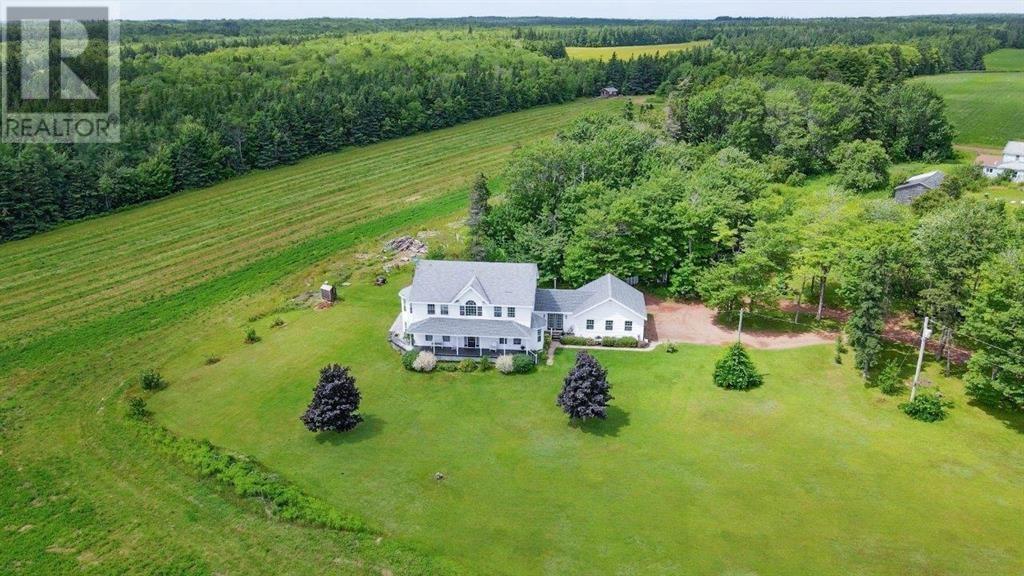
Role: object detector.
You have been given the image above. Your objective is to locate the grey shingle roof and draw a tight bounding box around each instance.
[535,288,594,313]
[895,170,945,192]
[1004,141,1024,156]
[579,274,648,318]
[409,260,538,306]
[407,316,536,339]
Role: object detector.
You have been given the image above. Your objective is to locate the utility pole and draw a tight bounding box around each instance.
[737,309,744,343]
[911,316,932,401]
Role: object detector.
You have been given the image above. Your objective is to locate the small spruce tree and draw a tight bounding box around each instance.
[301,364,363,433]
[713,343,764,390]
[877,360,905,395]
[557,352,612,421]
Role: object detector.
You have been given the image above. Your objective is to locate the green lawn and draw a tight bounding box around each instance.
[0,98,625,575]
[565,41,709,61]
[150,269,1024,576]
[914,64,1024,147]
[984,48,1024,71]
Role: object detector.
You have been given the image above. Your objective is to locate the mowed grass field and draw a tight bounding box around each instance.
[150,269,1024,576]
[0,98,622,354]
[914,49,1024,147]
[565,40,709,61]
[0,98,625,575]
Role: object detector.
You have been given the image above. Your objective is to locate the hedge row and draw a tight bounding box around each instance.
[560,336,640,348]
[140,423,371,533]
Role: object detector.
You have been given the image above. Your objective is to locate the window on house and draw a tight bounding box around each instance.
[440,305,449,315]
[507,307,516,318]
[537,330,542,342]
[513,338,522,346]
[427,304,436,315]
[586,319,595,330]
[499,338,508,345]
[605,320,614,331]
[494,307,502,318]
[442,336,451,343]
[625,321,633,332]
[425,335,433,342]
[461,300,480,316]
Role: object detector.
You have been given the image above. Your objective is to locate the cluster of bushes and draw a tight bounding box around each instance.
[560,336,640,348]
[402,350,533,375]
[899,393,953,422]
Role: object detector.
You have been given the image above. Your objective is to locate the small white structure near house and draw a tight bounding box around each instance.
[893,170,945,205]
[977,141,1024,183]
[389,260,647,359]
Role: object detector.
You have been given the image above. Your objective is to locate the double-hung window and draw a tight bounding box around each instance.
[442,336,451,343]
[440,305,449,315]
[425,335,434,342]
[494,307,502,318]
[427,304,436,315]
[586,319,595,330]
[625,321,633,332]
[507,307,516,318]
[605,320,614,331]
[513,338,522,346]
[499,338,508,345]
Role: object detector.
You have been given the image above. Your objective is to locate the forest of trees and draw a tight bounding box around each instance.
[1,14,1021,241]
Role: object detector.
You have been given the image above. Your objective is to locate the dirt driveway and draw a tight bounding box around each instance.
[645,295,835,349]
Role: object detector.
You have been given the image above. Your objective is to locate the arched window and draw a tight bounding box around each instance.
[462,300,478,317]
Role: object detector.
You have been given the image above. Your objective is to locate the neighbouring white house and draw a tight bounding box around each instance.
[893,170,945,204]
[389,260,647,359]
[977,141,1024,183]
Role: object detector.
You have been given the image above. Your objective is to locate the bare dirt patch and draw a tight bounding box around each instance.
[647,295,835,349]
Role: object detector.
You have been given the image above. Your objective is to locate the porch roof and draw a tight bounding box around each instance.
[407,316,537,339]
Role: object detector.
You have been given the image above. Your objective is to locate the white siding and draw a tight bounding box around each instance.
[567,299,645,339]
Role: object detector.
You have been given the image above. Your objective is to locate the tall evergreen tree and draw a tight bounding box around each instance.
[301,364,363,433]
[467,173,491,260]
[557,352,613,422]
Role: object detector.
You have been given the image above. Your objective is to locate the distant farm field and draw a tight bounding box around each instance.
[983,48,1024,71]
[915,67,1024,147]
[565,40,709,61]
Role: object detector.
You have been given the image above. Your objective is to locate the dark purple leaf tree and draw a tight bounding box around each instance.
[557,352,612,422]
[301,364,363,432]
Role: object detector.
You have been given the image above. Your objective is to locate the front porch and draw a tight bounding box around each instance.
[389,334,538,363]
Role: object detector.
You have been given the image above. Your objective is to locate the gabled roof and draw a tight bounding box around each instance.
[975,154,1003,168]
[895,170,944,192]
[1003,141,1024,156]
[408,260,538,307]
[577,274,647,319]
[536,275,646,318]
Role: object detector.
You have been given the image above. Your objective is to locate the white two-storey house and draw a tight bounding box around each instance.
[390,260,647,359]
